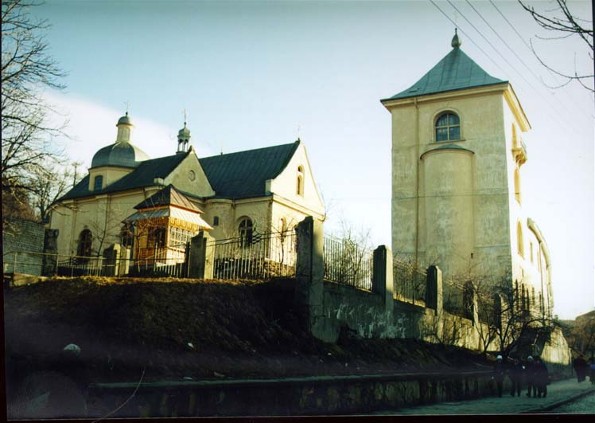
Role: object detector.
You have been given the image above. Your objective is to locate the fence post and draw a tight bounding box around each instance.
[425,265,443,315]
[295,216,328,338]
[373,245,394,316]
[188,231,214,279]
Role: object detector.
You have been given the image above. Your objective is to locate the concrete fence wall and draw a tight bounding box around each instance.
[292,216,488,350]
[87,371,497,418]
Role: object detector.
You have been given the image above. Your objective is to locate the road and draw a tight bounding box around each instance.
[370,378,595,416]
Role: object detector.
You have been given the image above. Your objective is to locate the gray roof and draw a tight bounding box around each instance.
[91,142,150,168]
[59,153,187,201]
[383,46,506,101]
[200,141,300,199]
[134,184,203,212]
[57,141,300,202]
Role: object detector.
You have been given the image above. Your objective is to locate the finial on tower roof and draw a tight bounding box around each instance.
[451,28,461,48]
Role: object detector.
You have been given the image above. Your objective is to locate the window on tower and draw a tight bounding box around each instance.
[93,175,103,191]
[435,112,461,142]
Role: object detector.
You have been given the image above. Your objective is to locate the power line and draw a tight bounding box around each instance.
[466,0,544,89]
[447,0,533,86]
[487,0,592,122]
[429,0,508,76]
[431,0,592,139]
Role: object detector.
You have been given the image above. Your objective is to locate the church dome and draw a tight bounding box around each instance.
[91,142,149,168]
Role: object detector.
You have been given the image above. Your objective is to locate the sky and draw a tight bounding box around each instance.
[31,0,593,320]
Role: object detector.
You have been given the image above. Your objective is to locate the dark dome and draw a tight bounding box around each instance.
[117,114,132,126]
[91,142,150,168]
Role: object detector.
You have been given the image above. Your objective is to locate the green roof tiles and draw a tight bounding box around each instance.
[384,46,507,101]
[59,153,187,202]
[199,141,300,200]
[57,141,300,202]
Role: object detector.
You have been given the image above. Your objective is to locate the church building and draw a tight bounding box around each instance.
[49,113,325,266]
[381,31,553,321]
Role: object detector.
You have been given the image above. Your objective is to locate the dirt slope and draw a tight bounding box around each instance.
[3,276,492,384]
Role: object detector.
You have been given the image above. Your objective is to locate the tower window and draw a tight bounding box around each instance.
[517,222,524,258]
[297,166,304,196]
[435,112,460,142]
[239,217,253,248]
[93,175,103,191]
[213,216,220,226]
[514,168,522,203]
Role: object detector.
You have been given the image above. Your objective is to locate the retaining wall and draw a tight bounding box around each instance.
[87,371,499,418]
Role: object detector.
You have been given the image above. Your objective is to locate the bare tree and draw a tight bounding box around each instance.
[29,161,79,223]
[325,220,374,289]
[473,274,558,358]
[519,0,594,92]
[2,0,68,223]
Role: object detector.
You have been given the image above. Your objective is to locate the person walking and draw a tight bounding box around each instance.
[533,355,549,398]
[573,354,588,383]
[524,355,536,398]
[492,355,506,397]
[508,358,523,397]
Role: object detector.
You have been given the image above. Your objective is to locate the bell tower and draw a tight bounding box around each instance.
[380,30,549,317]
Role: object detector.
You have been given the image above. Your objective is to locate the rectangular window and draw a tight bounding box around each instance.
[449,126,460,140]
[436,127,448,141]
[93,175,103,191]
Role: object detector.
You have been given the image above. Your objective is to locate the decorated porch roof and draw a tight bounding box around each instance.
[134,184,203,213]
[123,207,212,230]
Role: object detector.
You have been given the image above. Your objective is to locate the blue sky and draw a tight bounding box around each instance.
[35,0,593,320]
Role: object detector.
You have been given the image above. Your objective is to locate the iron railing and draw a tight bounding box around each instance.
[393,260,427,305]
[211,230,297,280]
[323,235,373,291]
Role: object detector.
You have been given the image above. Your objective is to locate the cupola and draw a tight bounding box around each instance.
[177,121,191,154]
[90,112,149,168]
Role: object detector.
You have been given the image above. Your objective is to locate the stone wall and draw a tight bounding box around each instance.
[292,216,570,370]
[2,218,45,275]
[87,370,498,418]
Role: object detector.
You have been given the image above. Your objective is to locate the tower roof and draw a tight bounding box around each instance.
[383,37,507,101]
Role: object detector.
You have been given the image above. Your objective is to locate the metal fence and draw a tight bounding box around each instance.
[393,260,427,305]
[3,248,188,279]
[211,230,297,280]
[323,235,373,291]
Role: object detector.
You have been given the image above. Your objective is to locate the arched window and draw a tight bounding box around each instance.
[296,166,304,196]
[239,217,253,248]
[77,229,93,262]
[435,112,461,142]
[93,175,103,191]
[517,221,524,258]
[514,168,521,203]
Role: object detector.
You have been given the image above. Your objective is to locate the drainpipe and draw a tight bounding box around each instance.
[414,97,420,268]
